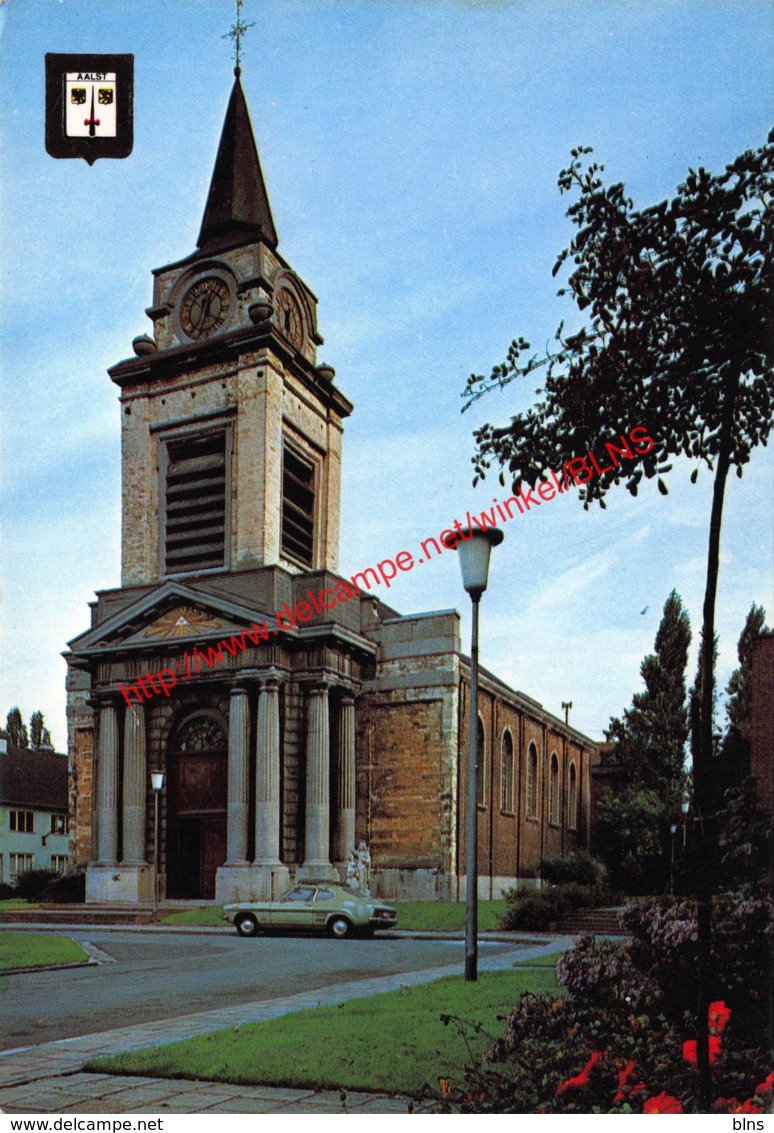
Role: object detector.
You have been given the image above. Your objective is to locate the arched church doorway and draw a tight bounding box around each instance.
[166,712,228,899]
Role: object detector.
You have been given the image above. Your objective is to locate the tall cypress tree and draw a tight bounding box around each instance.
[607,590,691,814]
[719,603,768,788]
[4,707,29,749]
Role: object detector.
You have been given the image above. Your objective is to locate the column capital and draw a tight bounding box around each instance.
[257,666,284,690]
[306,679,333,696]
[338,691,356,707]
[229,684,251,699]
[87,694,124,712]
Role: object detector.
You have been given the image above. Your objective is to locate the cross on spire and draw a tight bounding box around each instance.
[223,0,255,76]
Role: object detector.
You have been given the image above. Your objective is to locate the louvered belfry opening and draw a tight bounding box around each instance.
[164,431,227,574]
[282,442,315,566]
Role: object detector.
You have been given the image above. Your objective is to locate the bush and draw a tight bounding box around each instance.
[542,851,607,888]
[40,871,86,904]
[438,989,773,1113]
[0,882,16,900]
[500,889,568,931]
[441,892,774,1112]
[500,880,615,930]
[622,890,772,1046]
[14,869,58,901]
[556,933,656,1011]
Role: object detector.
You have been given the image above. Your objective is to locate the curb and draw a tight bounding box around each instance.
[0,922,545,944]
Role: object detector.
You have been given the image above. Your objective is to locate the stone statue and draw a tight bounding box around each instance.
[356,841,371,893]
[345,845,358,886]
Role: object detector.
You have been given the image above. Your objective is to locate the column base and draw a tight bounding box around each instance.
[86,863,153,903]
[216,863,291,903]
[296,861,340,884]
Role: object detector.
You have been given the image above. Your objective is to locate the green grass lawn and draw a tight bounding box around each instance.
[0,899,37,910]
[0,932,89,971]
[160,899,509,931]
[515,949,565,968]
[89,966,558,1097]
[395,899,508,931]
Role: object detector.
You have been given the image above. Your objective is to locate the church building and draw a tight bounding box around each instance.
[65,72,597,905]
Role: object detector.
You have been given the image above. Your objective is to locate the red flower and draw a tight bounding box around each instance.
[738,1100,763,1114]
[682,1035,722,1066]
[756,1071,774,1096]
[716,1098,764,1114]
[708,1000,731,1035]
[643,1093,683,1114]
[614,1060,648,1104]
[555,1051,605,1096]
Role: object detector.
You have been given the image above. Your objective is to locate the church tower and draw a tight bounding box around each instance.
[118,73,349,586]
[66,73,371,905]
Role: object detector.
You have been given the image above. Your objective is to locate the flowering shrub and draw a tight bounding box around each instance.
[437,993,771,1114]
[622,891,772,1044]
[556,933,656,1010]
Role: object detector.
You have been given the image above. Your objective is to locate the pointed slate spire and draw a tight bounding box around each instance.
[197,72,278,253]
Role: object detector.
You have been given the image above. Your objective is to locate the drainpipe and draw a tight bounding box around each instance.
[489,696,495,900]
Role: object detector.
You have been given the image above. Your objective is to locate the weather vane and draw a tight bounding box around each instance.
[223,0,255,76]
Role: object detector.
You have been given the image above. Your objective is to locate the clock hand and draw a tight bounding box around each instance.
[89,87,96,137]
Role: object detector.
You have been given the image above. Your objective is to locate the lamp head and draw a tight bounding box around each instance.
[150,770,165,792]
[448,525,504,599]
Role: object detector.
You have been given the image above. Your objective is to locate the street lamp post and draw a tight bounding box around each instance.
[669,822,678,894]
[681,795,690,849]
[451,524,504,982]
[150,770,165,922]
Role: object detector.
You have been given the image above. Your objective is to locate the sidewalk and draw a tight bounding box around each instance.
[0,937,572,1115]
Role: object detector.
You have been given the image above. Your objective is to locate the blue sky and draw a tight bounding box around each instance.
[1,0,772,749]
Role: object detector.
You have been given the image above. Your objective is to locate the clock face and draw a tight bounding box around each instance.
[276,289,303,350]
[179,277,231,340]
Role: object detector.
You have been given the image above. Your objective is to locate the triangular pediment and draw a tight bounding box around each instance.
[67,581,274,657]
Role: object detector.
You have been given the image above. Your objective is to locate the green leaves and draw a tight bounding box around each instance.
[464,132,774,506]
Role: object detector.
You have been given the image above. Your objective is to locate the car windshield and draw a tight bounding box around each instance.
[340,885,369,898]
[279,887,316,903]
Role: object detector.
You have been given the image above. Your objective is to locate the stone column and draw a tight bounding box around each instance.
[298,682,338,881]
[333,694,356,863]
[226,687,250,864]
[121,702,147,864]
[95,701,119,865]
[255,677,281,864]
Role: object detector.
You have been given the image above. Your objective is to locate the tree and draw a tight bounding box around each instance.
[4,707,28,749]
[29,710,52,750]
[607,590,691,816]
[595,786,664,893]
[464,132,773,1109]
[720,603,768,786]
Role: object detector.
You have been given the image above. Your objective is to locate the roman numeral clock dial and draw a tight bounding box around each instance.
[179,277,231,340]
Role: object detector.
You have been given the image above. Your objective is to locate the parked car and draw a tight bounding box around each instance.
[223,882,398,938]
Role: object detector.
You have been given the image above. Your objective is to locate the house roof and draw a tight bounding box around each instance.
[0,747,68,811]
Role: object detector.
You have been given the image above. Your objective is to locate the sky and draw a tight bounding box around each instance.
[0,0,772,751]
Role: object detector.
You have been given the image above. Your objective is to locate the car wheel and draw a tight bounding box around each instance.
[235,913,260,937]
[328,915,353,939]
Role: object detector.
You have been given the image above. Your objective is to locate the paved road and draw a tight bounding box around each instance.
[0,930,517,1050]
